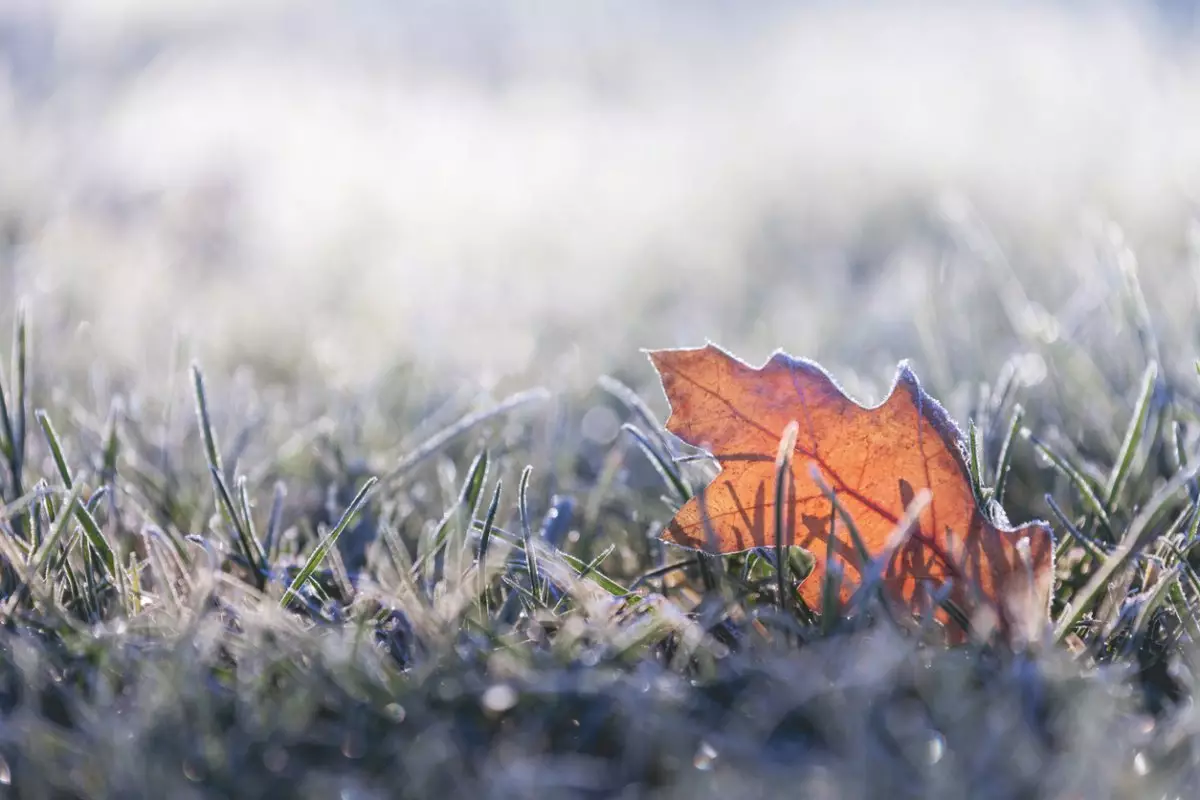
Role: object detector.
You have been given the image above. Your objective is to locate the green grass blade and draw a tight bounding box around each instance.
[1103,361,1157,508]
[576,543,617,582]
[192,364,266,585]
[31,483,84,574]
[34,409,116,577]
[209,466,265,585]
[517,465,541,605]
[477,479,502,568]
[0,358,14,494]
[236,475,266,567]
[190,364,225,480]
[967,418,988,503]
[100,401,122,485]
[810,465,871,563]
[414,450,491,580]
[475,479,503,610]
[459,450,489,519]
[1055,460,1200,642]
[479,523,630,599]
[280,476,377,608]
[993,404,1024,505]
[35,410,73,490]
[9,307,27,499]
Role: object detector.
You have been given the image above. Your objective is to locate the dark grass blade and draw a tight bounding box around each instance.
[476,479,503,608]
[263,481,287,566]
[100,401,122,486]
[598,374,675,457]
[810,466,872,564]
[0,361,15,501]
[1028,433,1114,539]
[821,495,840,632]
[4,308,28,506]
[1044,493,1109,561]
[774,421,799,613]
[621,423,691,503]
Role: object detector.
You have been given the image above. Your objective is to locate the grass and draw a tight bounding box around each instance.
[2,264,1200,799]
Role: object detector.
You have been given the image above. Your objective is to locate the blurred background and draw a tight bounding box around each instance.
[1,0,1200,413]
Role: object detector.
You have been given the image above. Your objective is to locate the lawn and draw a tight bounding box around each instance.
[2,262,1199,798]
[4,4,1200,798]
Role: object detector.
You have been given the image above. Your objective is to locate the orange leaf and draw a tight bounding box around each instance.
[647,343,1055,641]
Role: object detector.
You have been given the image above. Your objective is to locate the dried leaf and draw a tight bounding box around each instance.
[647,343,1054,640]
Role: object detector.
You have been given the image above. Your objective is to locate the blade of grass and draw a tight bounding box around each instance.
[821,561,844,635]
[967,419,988,503]
[622,423,691,503]
[993,404,1024,505]
[774,421,799,613]
[1027,432,1114,539]
[1044,493,1109,561]
[820,496,840,631]
[32,487,83,573]
[280,477,377,609]
[370,388,548,500]
[517,465,541,605]
[575,543,617,582]
[1055,460,1200,641]
[598,374,674,456]
[192,366,266,586]
[35,410,115,577]
[630,558,697,590]
[74,502,115,582]
[5,308,27,507]
[236,475,265,570]
[809,465,871,563]
[414,450,490,580]
[210,466,266,589]
[1103,361,1158,508]
[263,481,287,565]
[36,410,73,491]
[190,364,226,480]
[0,367,14,503]
[471,523,631,599]
[100,400,121,486]
[1131,565,1180,640]
[477,479,502,566]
